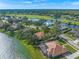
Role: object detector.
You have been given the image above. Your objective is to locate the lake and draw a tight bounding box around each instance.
[0,33,32,59]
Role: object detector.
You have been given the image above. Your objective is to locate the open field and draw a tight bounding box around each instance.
[60,20,79,26]
[3,14,53,20]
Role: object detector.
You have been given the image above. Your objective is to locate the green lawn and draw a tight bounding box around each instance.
[60,19,79,26]
[65,44,77,53]
[65,33,76,41]
[57,39,66,45]
[58,39,77,53]
[5,14,53,20]
[75,56,79,59]
[20,40,47,59]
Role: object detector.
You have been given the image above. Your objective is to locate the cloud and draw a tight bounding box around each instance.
[71,2,79,5]
[22,1,32,4]
[0,2,9,8]
[0,0,79,9]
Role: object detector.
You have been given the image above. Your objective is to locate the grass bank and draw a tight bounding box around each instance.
[20,40,47,59]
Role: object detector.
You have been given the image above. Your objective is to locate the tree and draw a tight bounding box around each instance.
[49,21,61,40]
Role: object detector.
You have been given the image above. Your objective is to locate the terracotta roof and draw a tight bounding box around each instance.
[45,41,68,56]
[35,32,44,39]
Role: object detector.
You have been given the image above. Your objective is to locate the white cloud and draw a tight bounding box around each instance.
[71,2,79,5]
[33,0,46,3]
[22,1,32,4]
[0,2,9,8]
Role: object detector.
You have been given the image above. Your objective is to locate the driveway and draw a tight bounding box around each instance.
[59,34,79,50]
[74,38,79,44]
[66,51,79,59]
[59,34,79,59]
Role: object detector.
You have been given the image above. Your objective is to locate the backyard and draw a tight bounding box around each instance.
[20,40,47,59]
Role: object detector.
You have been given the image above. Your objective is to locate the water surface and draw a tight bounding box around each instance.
[0,33,32,59]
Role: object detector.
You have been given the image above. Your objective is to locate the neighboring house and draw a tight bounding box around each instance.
[2,20,9,23]
[35,32,44,39]
[0,21,4,28]
[39,41,68,57]
[28,18,40,22]
[61,15,73,19]
[44,20,53,27]
[60,23,68,28]
[10,23,21,30]
[26,25,41,30]
[71,30,79,37]
[27,25,36,28]
[3,16,11,20]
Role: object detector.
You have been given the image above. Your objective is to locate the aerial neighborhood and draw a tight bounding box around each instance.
[0,10,79,59]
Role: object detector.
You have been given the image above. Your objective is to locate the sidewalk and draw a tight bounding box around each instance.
[66,51,79,59]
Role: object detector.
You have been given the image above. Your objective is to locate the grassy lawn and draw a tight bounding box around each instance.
[20,40,47,59]
[57,39,66,45]
[0,29,5,32]
[60,19,79,26]
[5,14,53,20]
[75,56,79,59]
[65,44,77,53]
[65,33,76,41]
[58,39,77,53]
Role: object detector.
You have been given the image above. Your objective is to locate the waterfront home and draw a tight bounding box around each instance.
[39,41,68,57]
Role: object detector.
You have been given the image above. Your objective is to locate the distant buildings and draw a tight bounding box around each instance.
[28,18,40,22]
[44,20,53,27]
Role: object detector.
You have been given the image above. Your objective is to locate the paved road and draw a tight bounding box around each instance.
[59,34,79,50]
[59,34,79,59]
[66,51,79,59]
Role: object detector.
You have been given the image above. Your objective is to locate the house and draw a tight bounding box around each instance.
[0,21,4,28]
[71,30,79,37]
[35,32,44,39]
[39,41,68,57]
[28,18,40,22]
[10,23,22,30]
[44,20,53,27]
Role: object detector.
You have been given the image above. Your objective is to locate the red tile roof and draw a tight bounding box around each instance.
[45,41,68,56]
[35,32,44,39]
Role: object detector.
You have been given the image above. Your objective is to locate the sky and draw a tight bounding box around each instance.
[0,0,79,9]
